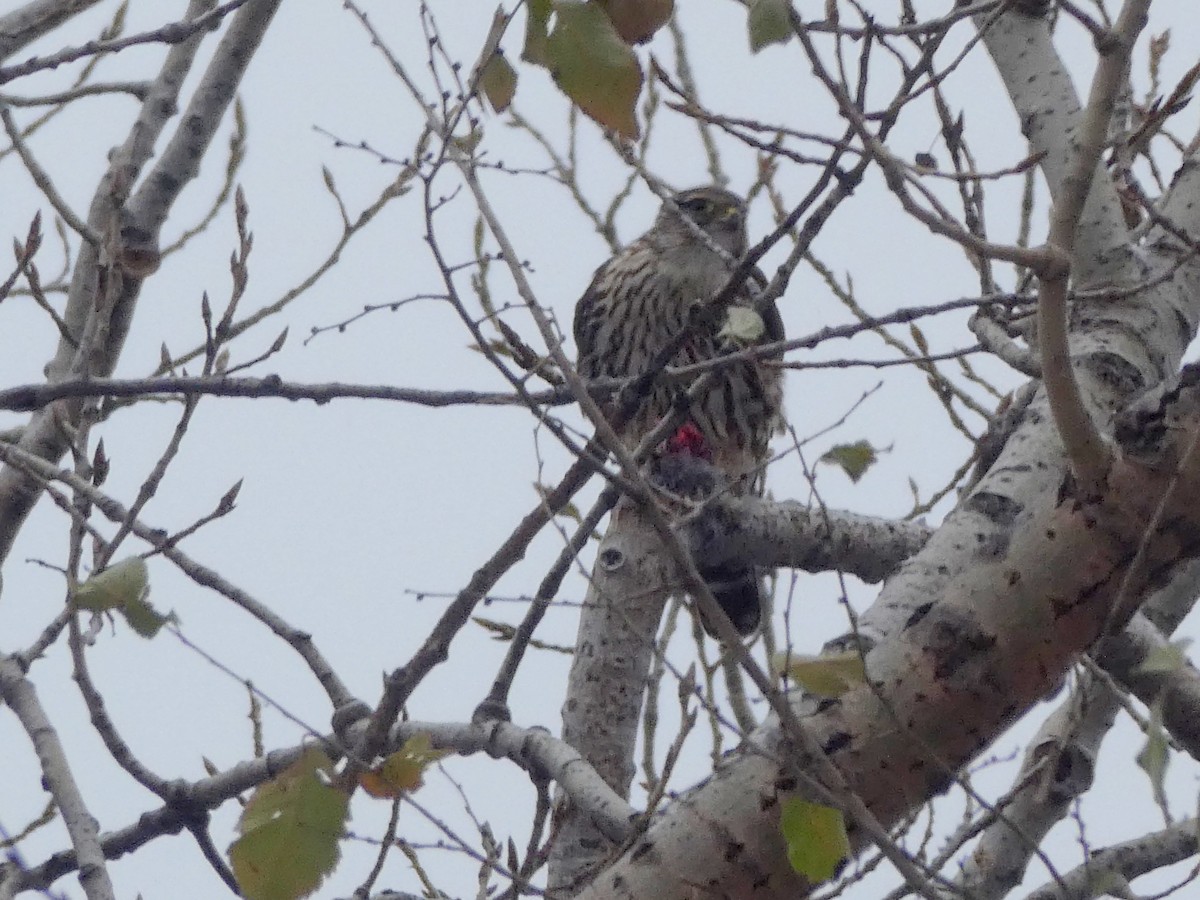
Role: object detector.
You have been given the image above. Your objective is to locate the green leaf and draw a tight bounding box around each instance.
[122,592,179,638]
[1136,699,1170,810]
[773,650,867,698]
[451,126,484,155]
[780,797,849,883]
[73,557,179,639]
[1135,637,1192,675]
[74,557,148,613]
[820,440,878,483]
[719,306,766,344]
[230,747,350,900]
[545,1,642,138]
[523,0,553,64]
[748,0,792,53]
[534,481,582,522]
[480,51,518,112]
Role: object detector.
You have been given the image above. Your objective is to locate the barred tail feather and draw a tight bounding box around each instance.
[697,564,763,637]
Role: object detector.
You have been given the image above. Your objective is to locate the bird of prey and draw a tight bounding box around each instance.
[573,186,785,636]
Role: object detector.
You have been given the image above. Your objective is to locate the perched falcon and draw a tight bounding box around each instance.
[573,186,785,636]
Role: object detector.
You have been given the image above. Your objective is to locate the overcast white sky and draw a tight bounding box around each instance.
[3,1,1200,898]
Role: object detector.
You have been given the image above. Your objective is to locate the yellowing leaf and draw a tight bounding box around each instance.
[1135,637,1192,675]
[230,747,349,900]
[748,0,792,53]
[73,558,178,639]
[719,306,766,344]
[780,797,849,883]
[523,0,553,64]
[774,650,867,698]
[820,440,878,483]
[122,592,179,638]
[481,52,518,112]
[545,2,642,138]
[1136,700,1170,810]
[74,557,148,613]
[359,733,448,800]
[596,0,674,44]
[451,127,483,155]
[909,322,930,354]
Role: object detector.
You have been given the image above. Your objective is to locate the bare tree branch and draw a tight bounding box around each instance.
[0,0,104,63]
[0,655,115,900]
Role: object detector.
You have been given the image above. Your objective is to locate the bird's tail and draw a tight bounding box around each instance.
[697,563,763,637]
[650,447,766,639]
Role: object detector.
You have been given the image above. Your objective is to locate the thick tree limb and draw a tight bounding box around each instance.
[900,556,1200,900]
[551,505,673,892]
[1023,817,1200,900]
[8,717,631,894]
[1101,612,1200,762]
[681,493,931,584]
[687,476,1200,764]
[0,655,115,900]
[0,0,102,63]
[0,0,254,84]
[0,0,278,565]
[576,358,1200,898]
[1036,0,1148,493]
[976,5,1132,286]
[949,670,1119,899]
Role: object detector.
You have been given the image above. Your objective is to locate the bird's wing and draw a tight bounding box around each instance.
[571,258,614,380]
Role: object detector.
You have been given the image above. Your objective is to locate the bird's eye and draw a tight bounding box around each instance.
[682,197,713,215]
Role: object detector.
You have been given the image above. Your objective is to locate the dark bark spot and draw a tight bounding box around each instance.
[1049,595,1073,618]
[1085,350,1146,396]
[974,530,1010,560]
[725,841,745,862]
[1174,308,1193,347]
[599,547,624,571]
[1056,472,1075,505]
[905,602,934,629]
[1054,750,1074,782]
[630,840,654,862]
[928,619,997,679]
[822,731,851,755]
[926,768,953,795]
[965,491,1021,526]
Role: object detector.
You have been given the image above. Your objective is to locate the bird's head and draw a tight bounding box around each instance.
[654,186,748,258]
